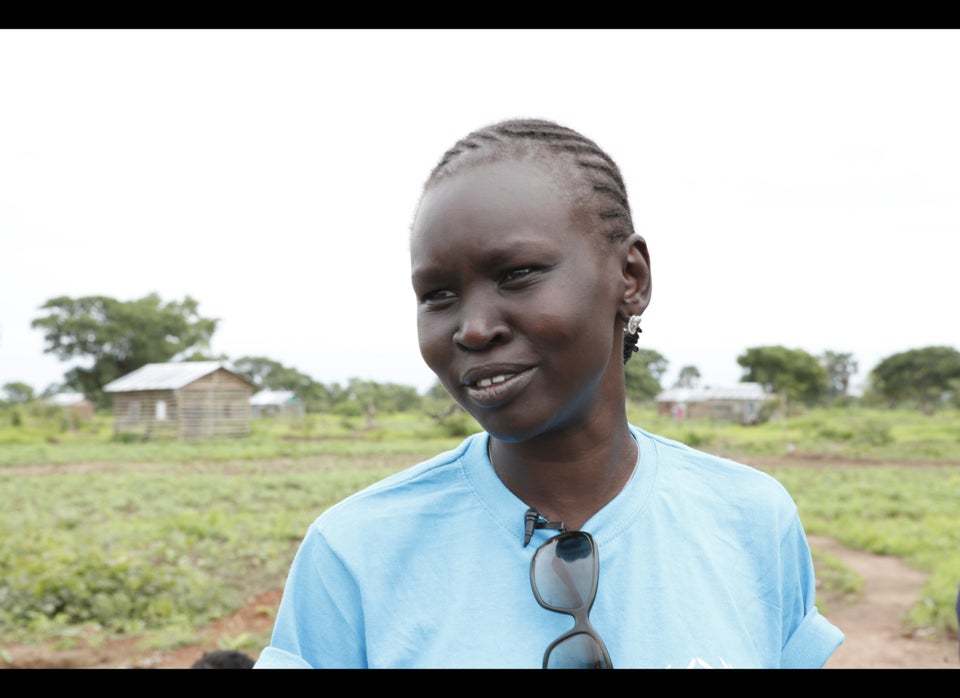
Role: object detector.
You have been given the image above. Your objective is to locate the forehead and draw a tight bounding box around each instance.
[412,158,582,242]
[409,159,605,286]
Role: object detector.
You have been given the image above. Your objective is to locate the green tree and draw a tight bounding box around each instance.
[949,376,960,410]
[231,356,334,413]
[425,380,452,401]
[820,350,858,400]
[1,381,34,404]
[624,348,668,402]
[39,383,66,399]
[231,356,317,394]
[31,293,218,405]
[737,345,828,407]
[421,379,465,428]
[341,378,421,415]
[868,345,960,415]
[674,365,701,389]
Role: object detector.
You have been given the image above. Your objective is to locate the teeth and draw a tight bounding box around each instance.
[477,374,509,388]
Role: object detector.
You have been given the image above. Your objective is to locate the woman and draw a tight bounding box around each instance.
[254,118,844,668]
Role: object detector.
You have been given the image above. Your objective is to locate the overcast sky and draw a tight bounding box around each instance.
[2,29,958,396]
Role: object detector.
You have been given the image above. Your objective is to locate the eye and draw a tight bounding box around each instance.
[420,288,457,307]
[501,267,535,284]
[500,265,548,288]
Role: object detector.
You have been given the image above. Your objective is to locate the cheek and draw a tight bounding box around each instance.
[530,311,576,345]
[532,282,616,362]
[528,310,608,373]
[532,274,609,341]
[416,314,449,368]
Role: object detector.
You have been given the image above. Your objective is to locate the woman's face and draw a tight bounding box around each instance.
[410,158,626,442]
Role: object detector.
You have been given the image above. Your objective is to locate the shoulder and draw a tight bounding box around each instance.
[630,424,797,510]
[304,432,485,539]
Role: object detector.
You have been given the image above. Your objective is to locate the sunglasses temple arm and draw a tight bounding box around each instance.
[522,507,565,547]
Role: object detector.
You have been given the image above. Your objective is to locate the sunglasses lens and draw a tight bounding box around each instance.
[531,532,596,610]
[545,632,612,669]
[531,530,612,668]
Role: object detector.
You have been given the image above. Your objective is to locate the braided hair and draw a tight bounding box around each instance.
[421,118,643,363]
[423,118,635,245]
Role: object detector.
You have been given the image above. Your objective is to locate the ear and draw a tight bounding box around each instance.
[618,233,652,321]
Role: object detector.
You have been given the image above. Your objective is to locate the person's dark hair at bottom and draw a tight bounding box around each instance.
[191,649,255,669]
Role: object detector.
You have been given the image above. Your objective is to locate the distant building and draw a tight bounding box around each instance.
[103,361,257,440]
[249,389,305,419]
[46,392,95,422]
[655,382,773,425]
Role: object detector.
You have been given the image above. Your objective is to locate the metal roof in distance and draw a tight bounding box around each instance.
[103,361,250,392]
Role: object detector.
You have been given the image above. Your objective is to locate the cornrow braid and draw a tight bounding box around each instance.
[424,118,635,243]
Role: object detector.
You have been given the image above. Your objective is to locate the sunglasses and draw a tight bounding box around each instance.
[529,529,613,669]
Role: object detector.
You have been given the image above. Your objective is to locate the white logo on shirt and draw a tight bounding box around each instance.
[667,657,733,669]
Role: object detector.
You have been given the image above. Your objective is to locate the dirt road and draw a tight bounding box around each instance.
[809,535,959,669]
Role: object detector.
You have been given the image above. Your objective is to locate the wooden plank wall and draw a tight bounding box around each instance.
[177,370,252,440]
[111,390,179,439]
[111,369,253,440]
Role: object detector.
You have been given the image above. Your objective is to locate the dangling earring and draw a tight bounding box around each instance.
[623,315,642,364]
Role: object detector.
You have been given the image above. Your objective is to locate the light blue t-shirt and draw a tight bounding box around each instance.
[255,425,844,668]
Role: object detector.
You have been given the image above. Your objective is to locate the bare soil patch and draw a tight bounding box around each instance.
[810,535,958,669]
[1,588,281,669]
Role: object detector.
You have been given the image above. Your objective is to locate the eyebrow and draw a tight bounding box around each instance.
[412,234,560,281]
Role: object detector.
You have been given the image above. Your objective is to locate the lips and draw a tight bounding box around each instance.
[462,367,536,407]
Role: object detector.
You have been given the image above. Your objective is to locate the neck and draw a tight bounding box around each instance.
[488,425,638,531]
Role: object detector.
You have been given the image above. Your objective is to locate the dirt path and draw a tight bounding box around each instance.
[809,535,959,669]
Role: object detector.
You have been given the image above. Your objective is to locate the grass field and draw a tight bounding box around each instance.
[1,403,958,656]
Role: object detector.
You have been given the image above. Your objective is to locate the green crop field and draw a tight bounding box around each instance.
[1,404,958,659]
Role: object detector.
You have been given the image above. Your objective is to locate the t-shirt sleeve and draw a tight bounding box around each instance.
[253,646,315,669]
[782,606,846,668]
[779,514,845,667]
[253,522,367,668]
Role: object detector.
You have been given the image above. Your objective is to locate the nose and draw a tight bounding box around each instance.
[452,293,510,350]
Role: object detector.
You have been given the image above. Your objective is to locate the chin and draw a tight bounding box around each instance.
[469,410,552,444]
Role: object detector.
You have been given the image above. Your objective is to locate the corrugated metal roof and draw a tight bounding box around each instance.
[250,389,298,406]
[103,361,241,392]
[656,382,770,403]
[47,392,89,406]
[656,387,694,403]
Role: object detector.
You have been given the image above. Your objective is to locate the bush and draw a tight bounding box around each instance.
[438,412,476,438]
